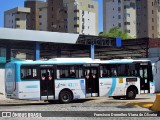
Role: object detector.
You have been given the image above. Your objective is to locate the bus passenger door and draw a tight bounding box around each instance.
[139,65,150,93]
[85,66,99,97]
[40,67,55,100]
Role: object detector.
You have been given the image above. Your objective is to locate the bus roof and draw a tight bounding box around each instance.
[6,58,151,65]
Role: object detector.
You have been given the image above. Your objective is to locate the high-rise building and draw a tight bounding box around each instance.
[47,0,66,32]
[24,0,47,30]
[4,7,30,29]
[103,0,160,38]
[136,0,159,38]
[47,0,98,35]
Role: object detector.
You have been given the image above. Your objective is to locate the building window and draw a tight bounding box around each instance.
[16,18,20,21]
[118,7,121,12]
[64,18,67,21]
[118,0,121,4]
[118,23,121,27]
[152,2,154,6]
[74,9,79,13]
[74,17,79,20]
[152,26,154,30]
[88,4,94,8]
[74,24,79,28]
[82,25,85,29]
[82,18,84,22]
[136,6,141,10]
[39,22,42,25]
[124,13,130,17]
[152,18,154,22]
[118,15,121,19]
[63,3,68,7]
[130,2,136,8]
[124,5,130,9]
[137,14,140,17]
[16,25,20,28]
[152,10,154,14]
[64,25,67,29]
[137,22,141,26]
[124,22,130,25]
[82,10,84,14]
[137,30,140,33]
[39,15,42,18]
[125,29,130,33]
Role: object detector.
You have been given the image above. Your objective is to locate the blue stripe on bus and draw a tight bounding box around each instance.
[17,80,39,82]
[26,85,38,88]
[80,80,85,95]
[150,81,155,85]
[107,78,116,96]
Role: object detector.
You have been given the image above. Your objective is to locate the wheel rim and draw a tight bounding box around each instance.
[63,94,69,100]
[128,91,134,98]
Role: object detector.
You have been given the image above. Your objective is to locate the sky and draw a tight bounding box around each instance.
[0,0,103,32]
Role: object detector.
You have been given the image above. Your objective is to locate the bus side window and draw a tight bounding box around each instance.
[102,71,107,77]
[21,73,24,78]
[69,72,76,78]
[60,73,66,78]
[111,69,117,76]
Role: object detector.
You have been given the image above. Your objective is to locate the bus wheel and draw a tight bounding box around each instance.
[126,89,136,100]
[113,96,121,99]
[59,90,72,104]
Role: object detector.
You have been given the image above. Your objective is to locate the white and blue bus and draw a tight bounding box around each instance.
[5,58,154,103]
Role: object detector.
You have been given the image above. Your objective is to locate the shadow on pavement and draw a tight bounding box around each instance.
[0,99,94,106]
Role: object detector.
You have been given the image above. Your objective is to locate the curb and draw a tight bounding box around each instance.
[151,94,160,111]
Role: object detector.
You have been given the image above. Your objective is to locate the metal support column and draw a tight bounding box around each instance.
[90,43,94,59]
[34,42,40,60]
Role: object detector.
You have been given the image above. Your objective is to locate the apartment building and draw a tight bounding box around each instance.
[48,0,98,35]
[47,0,67,32]
[136,0,159,38]
[24,0,47,30]
[4,7,30,29]
[103,0,160,38]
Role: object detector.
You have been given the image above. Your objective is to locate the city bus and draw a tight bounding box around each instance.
[5,58,154,103]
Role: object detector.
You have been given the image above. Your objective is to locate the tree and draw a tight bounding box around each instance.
[99,27,131,40]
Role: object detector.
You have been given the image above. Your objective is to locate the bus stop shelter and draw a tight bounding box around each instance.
[0,28,149,62]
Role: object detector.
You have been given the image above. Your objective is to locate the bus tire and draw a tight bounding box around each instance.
[126,89,136,100]
[59,90,72,104]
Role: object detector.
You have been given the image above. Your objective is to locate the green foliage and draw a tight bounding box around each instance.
[99,27,132,40]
